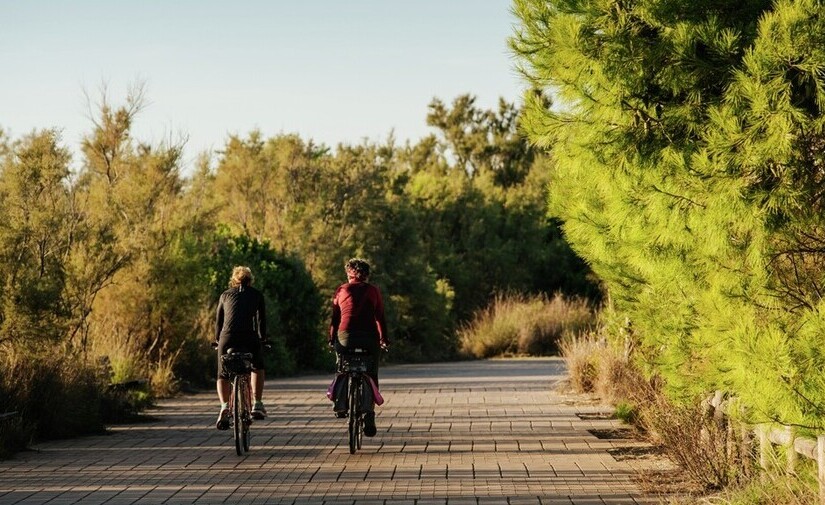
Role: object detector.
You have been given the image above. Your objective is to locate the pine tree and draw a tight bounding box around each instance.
[512,0,825,427]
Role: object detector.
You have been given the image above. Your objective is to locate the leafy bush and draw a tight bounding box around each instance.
[205,229,327,375]
[459,293,595,358]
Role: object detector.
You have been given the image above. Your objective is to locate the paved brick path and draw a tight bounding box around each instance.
[0,358,669,504]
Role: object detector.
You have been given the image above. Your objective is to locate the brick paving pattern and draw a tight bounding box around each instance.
[0,358,669,504]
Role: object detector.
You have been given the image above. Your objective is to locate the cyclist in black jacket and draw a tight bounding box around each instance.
[214,266,268,430]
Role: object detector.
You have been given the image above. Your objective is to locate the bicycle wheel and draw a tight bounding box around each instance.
[233,375,245,456]
[348,375,358,454]
[355,378,364,450]
[241,376,251,452]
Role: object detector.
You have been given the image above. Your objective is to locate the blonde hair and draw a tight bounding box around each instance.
[229,266,254,288]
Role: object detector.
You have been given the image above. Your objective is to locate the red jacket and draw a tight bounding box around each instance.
[329,281,388,345]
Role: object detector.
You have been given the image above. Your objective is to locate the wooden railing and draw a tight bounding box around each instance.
[706,391,825,503]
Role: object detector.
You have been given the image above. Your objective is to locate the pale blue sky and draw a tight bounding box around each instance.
[0,1,525,171]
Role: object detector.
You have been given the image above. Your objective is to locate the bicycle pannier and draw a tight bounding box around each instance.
[327,373,349,413]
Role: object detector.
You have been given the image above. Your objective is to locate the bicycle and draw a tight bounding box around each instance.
[220,348,254,456]
[337,348,373,454]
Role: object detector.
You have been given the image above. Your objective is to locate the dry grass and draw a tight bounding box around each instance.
[560,331,744,492]
[561,320,823,503]
[558,330,636,402]
[0,340,162,459]
[148,342,182,398]
[89,327,182,398]
[697,473,819,505]
[0,347,107,457]
[459,293,595,358]
[639,392,736,490]
[558,333,603,392]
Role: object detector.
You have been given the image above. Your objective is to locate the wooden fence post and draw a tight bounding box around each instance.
[726,419,735,466]
[817,434,825,505]
[741,422,752,476]
[758,425,770,481]
[786,426,797,474]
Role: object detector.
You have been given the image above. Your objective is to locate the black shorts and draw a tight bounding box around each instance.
[217,333,264,380]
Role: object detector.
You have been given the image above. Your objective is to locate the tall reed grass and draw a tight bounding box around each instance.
[458,293,595,358]
[0,349,104,457]
[0,347,147,458]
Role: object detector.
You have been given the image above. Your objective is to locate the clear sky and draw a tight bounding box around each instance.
[0,1,526,172]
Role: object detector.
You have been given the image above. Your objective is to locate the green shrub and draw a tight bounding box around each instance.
[206,229,326,375]
[613,401,637,424]
[458,293,595,359]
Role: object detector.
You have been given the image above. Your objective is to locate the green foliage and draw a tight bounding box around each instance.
[407,97,600,325]
[613,401,637,424]
[427,95,534,186]
[0,86,598,455]
[0,130,74,349]
[195,94,599,362]
[511,0,825,428]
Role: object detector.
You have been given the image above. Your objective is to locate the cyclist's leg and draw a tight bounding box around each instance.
[216,336,233,402]
[363,372,377,437]
[215,335,232,430]
[340,331,380,436]
[251,371,264,401]
[250,337,265,401]
[367,345,379,389]
[330,338,347,416]
[247,335,267,419]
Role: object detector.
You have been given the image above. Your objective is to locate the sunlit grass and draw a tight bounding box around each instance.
[458,293,595,358]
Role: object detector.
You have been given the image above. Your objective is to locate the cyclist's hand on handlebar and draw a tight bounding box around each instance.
[380,341,389,352]
[211,341,219,350]
[260,339,273,350]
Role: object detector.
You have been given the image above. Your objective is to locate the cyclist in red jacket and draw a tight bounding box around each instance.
[329,258,388,436]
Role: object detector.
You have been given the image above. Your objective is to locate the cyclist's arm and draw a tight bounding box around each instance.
[256,291,267,342]
[329,289,342,345]
[215,294,225,343]
[372,286,388,347]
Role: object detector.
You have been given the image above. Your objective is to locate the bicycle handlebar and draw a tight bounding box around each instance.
[211,340,272,351]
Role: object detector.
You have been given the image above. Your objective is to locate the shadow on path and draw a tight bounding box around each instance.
[0,358,669,505]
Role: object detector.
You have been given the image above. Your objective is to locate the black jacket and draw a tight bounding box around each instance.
[215,286,267,341]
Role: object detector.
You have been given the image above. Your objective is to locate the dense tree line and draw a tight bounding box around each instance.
[0,89,595,440]
[512,0,825,430]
